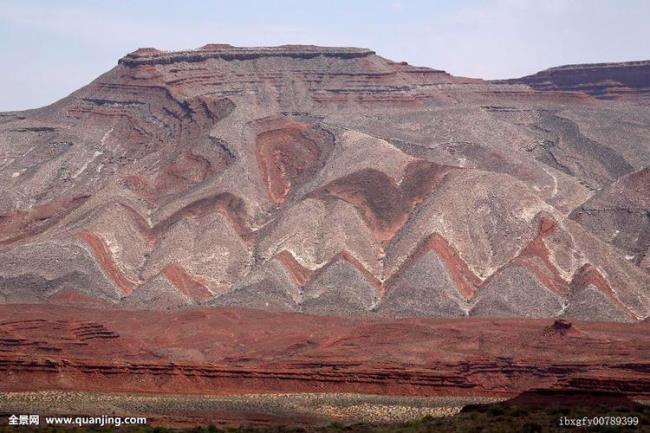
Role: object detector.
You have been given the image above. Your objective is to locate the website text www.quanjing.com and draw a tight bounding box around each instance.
[44,415,147,427]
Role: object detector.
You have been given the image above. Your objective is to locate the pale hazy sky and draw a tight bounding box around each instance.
[2,0,649,111]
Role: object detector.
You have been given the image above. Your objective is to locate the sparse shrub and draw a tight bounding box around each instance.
[486,406,505,417]
[521,422,542,433]
[510,408,528,417]
[548,405,570,415]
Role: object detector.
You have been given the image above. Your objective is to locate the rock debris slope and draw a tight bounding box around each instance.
[0,44,648,321]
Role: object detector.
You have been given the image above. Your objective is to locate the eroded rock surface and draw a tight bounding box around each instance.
[0,45,648,321]
[1,305,650,398]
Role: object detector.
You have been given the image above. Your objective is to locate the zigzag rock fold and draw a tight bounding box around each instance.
[0,44,648,322]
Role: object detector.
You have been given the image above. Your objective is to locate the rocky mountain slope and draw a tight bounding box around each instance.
[0,44,648,321]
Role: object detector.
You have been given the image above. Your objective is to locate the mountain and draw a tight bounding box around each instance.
[0,44,648,321]
[502,60,650,100]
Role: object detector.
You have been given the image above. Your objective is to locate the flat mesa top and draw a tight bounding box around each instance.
[539,60,650,73]
[119,44,376,66]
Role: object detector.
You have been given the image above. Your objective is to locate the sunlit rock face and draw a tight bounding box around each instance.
[0,44,648,322]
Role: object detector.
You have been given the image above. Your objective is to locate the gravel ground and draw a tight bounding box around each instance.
[0,391,502,424]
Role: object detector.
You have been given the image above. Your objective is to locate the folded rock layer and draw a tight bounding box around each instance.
[0,44,648,321]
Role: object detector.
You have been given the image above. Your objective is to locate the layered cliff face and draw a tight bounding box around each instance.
[2,305,650,399]
[503,60,650,101]
[0,45,649,322]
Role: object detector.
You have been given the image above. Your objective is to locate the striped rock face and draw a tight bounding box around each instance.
[0,44,648,322]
